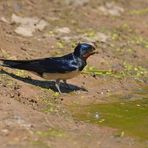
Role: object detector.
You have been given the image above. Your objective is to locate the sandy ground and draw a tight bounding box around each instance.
[0,0,148,147]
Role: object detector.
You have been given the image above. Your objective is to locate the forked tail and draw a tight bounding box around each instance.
[0,58,21,68]
[0,58,35,70]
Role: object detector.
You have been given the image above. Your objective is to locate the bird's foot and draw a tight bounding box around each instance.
[63,80,74,90]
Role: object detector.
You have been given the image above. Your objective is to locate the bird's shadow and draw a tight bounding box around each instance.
[0,70,87,93]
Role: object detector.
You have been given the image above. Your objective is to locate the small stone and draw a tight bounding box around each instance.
[99,2,124,16]
[1,129,9,136]
[101,92,104,95]
[96,32,109,43]
[55,27,71,34]
[11,14,48,37]
[65,0,89,6]
[94,112,100,120]
[81,32,110,43]
[0,17,9,23]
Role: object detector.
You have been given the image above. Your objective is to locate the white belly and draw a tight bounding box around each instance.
[42,70,80,80]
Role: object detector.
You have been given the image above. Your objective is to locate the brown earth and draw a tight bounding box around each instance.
[0,0,148,147]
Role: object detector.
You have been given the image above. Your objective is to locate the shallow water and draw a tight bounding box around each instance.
[68,87,148,140]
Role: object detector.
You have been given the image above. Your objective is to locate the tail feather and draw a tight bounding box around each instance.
[0,58,45,75]
[0,59,21,68]
[0,58,33,69]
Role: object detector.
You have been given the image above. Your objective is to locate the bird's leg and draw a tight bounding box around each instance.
[63,80,72,89]
[55,79,62,93]
[63,80,69,87]
[63,80,68,85]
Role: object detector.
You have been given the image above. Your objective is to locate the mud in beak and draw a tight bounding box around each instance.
[90,42,98,55]
[90,50,98,55]
[88,45,98,56]
[83,49,98,59]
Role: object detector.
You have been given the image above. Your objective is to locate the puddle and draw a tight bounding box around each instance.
[68,88,148,140]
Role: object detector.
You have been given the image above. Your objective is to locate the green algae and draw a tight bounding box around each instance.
[68,88,148,140]
[129,8,148,15]
[32,140,50,148]
[83,64,147,79]
[36,128,66,138]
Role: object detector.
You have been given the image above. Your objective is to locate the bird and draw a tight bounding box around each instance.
[0,42,96,93]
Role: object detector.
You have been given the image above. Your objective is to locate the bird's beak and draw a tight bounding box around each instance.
[90,42,98,55]
[92,50,99,54]
[90,45,98,55]
[89,51,98,56]
[83,48,98,59]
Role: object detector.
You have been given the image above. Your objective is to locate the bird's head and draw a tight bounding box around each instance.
[73,43,97,60]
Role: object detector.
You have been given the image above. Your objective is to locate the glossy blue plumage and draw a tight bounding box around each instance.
[0,43,96,93]
[1,53,85,75]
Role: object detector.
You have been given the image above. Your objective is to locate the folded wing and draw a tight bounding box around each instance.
[0,54,77,75]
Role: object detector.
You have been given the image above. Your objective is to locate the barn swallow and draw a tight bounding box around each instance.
[0,43,96,93]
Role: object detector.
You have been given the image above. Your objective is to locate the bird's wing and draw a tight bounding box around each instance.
[0,54,78,74]
[38,56,78,73]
